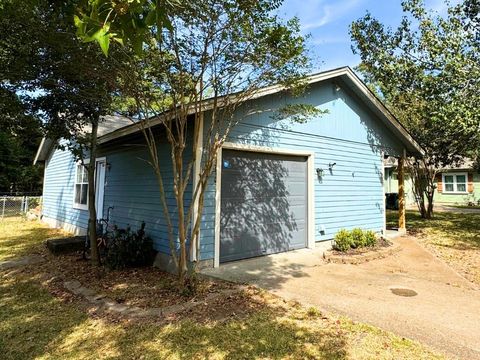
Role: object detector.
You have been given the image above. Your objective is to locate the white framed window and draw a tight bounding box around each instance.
[442,172,468,194]
[73,161,89,210]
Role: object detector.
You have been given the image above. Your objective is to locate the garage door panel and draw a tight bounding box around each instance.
[220,149,308,262]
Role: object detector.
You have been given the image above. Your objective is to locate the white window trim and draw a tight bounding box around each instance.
[442,172,468,194]
[73,159,90,210]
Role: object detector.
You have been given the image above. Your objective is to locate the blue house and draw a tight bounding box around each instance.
[34,67,422,268]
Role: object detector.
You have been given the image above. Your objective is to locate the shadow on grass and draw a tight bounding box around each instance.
[386,210,480,250]
[0,270,348,360]
[0,275,87,360]
[115,312,348,360]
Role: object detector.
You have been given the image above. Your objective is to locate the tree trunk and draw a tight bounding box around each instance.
[88,121,100,266]
[409,159,436,220]
[425,188,435,219]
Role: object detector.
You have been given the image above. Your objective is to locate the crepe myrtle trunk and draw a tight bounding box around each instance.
[87,121,100,266]
[410,160,435,219]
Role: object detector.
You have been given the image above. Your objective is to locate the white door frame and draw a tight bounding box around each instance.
[95,157,107,220]
[214,142,315,268]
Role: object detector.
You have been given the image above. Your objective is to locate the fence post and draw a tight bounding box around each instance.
[25,196,29,214]
[1,196,5,219]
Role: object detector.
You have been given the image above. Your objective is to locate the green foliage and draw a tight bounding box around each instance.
[333,229,354,252]
[350,228,366,248]
[350,0,480,167]
[350,0,480,218]
[0,88,43,193]
[0,0,127,153]
[333,229,379,252]
[105,222,155,270]
[106,0,311,283]
[364,230,377,247]
[75,0,178,55]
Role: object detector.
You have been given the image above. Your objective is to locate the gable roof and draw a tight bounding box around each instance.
[34,66,424,163]
[97,67,423,156]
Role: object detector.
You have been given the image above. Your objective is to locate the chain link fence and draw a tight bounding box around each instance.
[0,195,42,219]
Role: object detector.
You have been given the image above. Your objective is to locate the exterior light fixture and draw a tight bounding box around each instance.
[316,168,324,177]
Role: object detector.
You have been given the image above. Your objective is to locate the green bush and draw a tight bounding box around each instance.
[333,229,353,251]
[333,228,379,252]
[350,228,366,248]
[105,222,155,270]
[364,230,377,247]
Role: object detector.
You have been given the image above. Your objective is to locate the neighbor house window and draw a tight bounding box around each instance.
[442,173,468,193]
[74,162,89,209]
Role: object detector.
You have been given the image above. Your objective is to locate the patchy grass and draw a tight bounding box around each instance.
[387,210,480,285]
[0,217,68,261]
[0,217,445,359]
[0,217,234,309]
[0,271,443,360]
[35,253,236,309]
[449,204,480,210]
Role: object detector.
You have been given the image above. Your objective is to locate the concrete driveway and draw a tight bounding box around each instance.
[202,237,480,359]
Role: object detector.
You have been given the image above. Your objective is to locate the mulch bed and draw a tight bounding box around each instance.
[324,238,401,264]
[330,237,392,256]
[34,249,236,309]
[10,246,271,324]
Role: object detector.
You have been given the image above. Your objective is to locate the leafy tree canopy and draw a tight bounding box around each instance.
[95,0,312,281]
[350,0,480,167]
[0,0,125,158]
[75,0,178,55]
[0,88,42,193]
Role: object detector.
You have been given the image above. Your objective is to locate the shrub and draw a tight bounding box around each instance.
[364,230,377,247]
[350,228,366,248]
[105,222,155,270]
[333,229,353,252]
[333,228,379,252]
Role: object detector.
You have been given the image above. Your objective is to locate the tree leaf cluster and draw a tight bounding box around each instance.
[350,0,480,168]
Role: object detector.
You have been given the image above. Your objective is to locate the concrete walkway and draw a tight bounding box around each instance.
[202,237,480,359]
[435,205,480,214]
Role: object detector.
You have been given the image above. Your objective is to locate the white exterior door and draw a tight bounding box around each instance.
[95,159,106,220]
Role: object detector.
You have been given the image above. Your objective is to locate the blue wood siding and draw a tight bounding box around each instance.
[42,144,89,232]
[198,81,405,259]
[101,137,193,255]
[42,80,408,262]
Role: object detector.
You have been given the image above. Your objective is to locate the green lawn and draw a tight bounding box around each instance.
[387,209,480,285]
[450,204,480,210]
[0,217,67,261]
[0,218,444,359]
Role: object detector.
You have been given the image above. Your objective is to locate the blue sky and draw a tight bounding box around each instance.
[278,0,451,72]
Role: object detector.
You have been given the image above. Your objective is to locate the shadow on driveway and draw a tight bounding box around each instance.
[203,236,480,359]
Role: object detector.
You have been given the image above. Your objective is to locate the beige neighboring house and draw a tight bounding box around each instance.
[384,157,480,207]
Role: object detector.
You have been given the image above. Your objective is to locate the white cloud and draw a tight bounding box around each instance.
[310,34,349,45]
[280,0,364,31]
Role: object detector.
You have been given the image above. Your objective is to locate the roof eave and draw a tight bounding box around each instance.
[97,66,424,158]
[33,138,54,165]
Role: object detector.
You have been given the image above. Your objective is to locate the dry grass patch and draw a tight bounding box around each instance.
[0,217,445,359]
[0,270,444,360]
[387,210,480,286]
[0,217,68,261]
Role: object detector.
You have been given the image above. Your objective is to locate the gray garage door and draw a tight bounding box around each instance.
[220,149,308,263]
